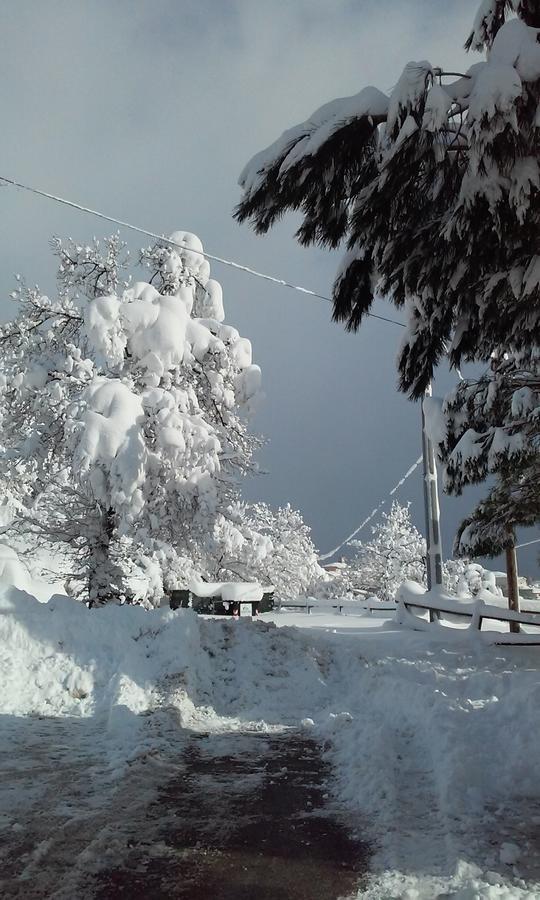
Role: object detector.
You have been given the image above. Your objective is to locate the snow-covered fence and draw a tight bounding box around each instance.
[397,583,540,644]
[278,597,396,616]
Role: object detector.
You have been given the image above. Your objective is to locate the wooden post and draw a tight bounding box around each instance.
[505,542,521,635]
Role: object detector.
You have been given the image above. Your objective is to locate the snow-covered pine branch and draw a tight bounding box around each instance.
[424,348,539,556]
[454,468,537,558]
[466,1,540,53]
[236,3,540,397]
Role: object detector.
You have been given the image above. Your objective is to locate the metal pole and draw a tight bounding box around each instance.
[421,385,443,617]
[505,540,521,635]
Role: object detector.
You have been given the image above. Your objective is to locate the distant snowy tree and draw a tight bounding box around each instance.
[443,558,503,599]
[347,502,426,601]
[208,501,324,600]
[306,565,355,602]
[235,0,540,552]
[0,233,262,605]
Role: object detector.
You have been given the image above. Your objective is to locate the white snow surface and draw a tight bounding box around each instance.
[189,576,264,603]
[72,377,146,518]
[491,17,540,83]
[1,580,540,897]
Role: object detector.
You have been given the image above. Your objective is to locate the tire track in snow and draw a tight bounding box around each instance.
[377,722,455,877]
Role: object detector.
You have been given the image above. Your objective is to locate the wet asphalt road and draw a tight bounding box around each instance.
[96,732,369,900]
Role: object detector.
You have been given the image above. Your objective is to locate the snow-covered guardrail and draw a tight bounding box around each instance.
[278,597,396,615]
[397,581,540,644]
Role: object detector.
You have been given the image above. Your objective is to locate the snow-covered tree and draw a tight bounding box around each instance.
[235,1,540,553]
[443,557,503,599]
[0,232,262,605]
[306,565,355,602]
[347,502,426,601]
[236,3,540,394]
[206,501,324,600]
[243,502,324,599]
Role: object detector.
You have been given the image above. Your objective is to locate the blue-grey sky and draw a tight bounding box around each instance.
[0,0,537,576]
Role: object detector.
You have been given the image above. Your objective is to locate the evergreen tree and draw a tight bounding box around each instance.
[235,1,540,552]
[425,348,539,556]
[236,2,540,392]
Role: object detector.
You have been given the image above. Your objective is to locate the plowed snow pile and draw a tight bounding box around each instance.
[1,584,540,899]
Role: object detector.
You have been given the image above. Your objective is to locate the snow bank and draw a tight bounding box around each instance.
[0,586,204,723]
[0,544,31,592]
[314,624,540,897]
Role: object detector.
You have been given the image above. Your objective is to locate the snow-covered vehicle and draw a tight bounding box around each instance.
[170,577,274,616]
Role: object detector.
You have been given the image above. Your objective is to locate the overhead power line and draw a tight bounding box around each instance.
[0,176,406,329]
[515,537,540,550]
[318,455,423,562]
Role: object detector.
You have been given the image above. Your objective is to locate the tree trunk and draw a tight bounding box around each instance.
[88,506,122,607]
[505,542,520,635]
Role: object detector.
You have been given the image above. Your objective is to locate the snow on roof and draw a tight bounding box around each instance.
[189,577,264,603]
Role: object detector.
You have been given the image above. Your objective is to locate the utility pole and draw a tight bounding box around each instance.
[505,538,521,634]
[421,386,443,620]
